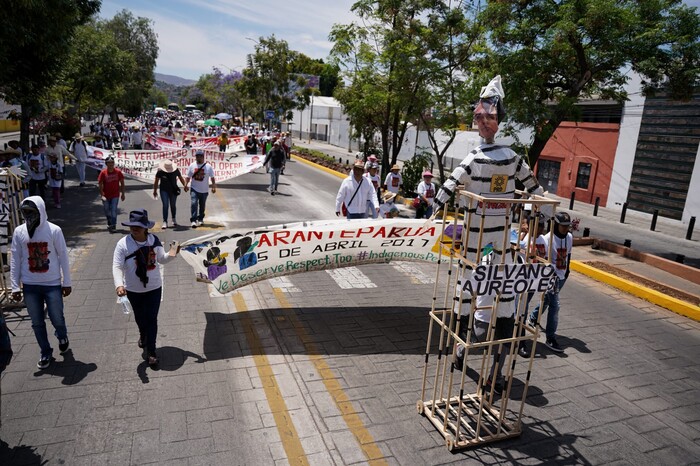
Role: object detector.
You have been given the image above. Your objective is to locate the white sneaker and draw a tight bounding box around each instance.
[191,221,197,228]
[162,222,168,229]
[196,220,203,227]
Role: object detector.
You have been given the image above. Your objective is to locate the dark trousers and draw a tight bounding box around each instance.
[127,288,162,355]
[29,179,47,198]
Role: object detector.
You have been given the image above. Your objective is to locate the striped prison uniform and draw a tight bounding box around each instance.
[434,144,544,316]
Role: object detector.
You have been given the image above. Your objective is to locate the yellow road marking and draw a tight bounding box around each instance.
[232,292,309,466]
[571,260,700,321]
[271,288,388,465]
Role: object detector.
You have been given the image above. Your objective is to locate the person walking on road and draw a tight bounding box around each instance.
[184,150,216,228]
[98,156,126,232]
[528,211,573,353]
[335,160,379,219]
[112,209,179,368]
[415,171,436,219]
[263,141,286,195]
[69,133,89,186]
[383,164,403,195]
[10,196,72,370]
[27,144,49,199]
[153,159,187,229]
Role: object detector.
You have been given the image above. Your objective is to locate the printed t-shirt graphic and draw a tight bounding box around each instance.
[27,242,50,272]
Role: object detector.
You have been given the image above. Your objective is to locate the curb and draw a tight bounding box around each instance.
[571,260,700,322]
[291,154,346,179]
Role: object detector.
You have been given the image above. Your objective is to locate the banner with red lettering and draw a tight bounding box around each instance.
[179,218,447,295]
[86,146,262,183]
[144,134,246,152]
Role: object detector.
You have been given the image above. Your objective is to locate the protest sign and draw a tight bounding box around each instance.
[180,218,446,295]
[86,147,262,184]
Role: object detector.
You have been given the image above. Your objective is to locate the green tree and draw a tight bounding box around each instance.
[104,9,159,118]
[330,0,434,177]
[0,0,101,149]
[51,20,136,119]
[147,86,168,108]
[481,0,700,165]
[418,1,485,182]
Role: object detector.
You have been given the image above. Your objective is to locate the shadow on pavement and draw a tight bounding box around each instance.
[136,346,206,384]
[31,349,97,385]
[0,438,43,466]
[459,419,588,465]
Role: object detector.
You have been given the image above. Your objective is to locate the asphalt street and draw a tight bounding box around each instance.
[0,155,699,465]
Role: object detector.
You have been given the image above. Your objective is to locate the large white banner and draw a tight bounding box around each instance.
[86,146,262,184]
[180,218,449,294]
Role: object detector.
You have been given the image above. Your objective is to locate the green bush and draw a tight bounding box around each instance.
[401,151,433,198]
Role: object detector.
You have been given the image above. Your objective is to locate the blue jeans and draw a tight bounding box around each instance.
[24,284,67,358]
[190,190,208,222]
[160,190,177,223]
[127,288,162,355]
[269,167,281,192]
[103,197,119,227]
[529,278,566,340]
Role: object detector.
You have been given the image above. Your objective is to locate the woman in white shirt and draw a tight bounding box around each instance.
[112,209,179,368]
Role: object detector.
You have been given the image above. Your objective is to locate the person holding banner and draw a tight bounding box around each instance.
[185,150,217,228]
[112,209,179,368]
[335,160,379,219]
[153,159,187,229]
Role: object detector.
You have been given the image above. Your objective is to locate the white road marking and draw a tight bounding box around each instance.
[392,261,435,284]
[268,276,301,292]
[326,267,376,289]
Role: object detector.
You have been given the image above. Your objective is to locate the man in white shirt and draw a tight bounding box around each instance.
[184,150,216,228]
[335,160,379,219]
[69,133,89,186]
[130,126,143,149]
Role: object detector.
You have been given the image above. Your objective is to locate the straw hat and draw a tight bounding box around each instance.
[158,159,177,173]
[382,191,397,203]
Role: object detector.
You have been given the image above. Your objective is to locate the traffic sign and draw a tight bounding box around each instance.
[264,110,275,120]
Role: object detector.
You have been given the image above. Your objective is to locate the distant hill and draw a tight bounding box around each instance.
[154,73,196,86]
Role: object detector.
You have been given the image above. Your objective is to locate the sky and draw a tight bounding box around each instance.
[100,0,357,81]
[100,0,700,82]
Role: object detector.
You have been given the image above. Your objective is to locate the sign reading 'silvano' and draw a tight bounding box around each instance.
[180,219,446,294]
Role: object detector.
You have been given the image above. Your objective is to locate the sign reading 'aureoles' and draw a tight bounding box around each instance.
[179,218,447,294]
[86,146,262,184]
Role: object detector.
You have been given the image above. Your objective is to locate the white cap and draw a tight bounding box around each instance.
[480,75,504,100]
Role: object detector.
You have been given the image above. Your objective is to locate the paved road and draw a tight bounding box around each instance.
[1,157,699,465]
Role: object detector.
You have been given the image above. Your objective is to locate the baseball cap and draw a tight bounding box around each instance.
[554,211,571,226]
